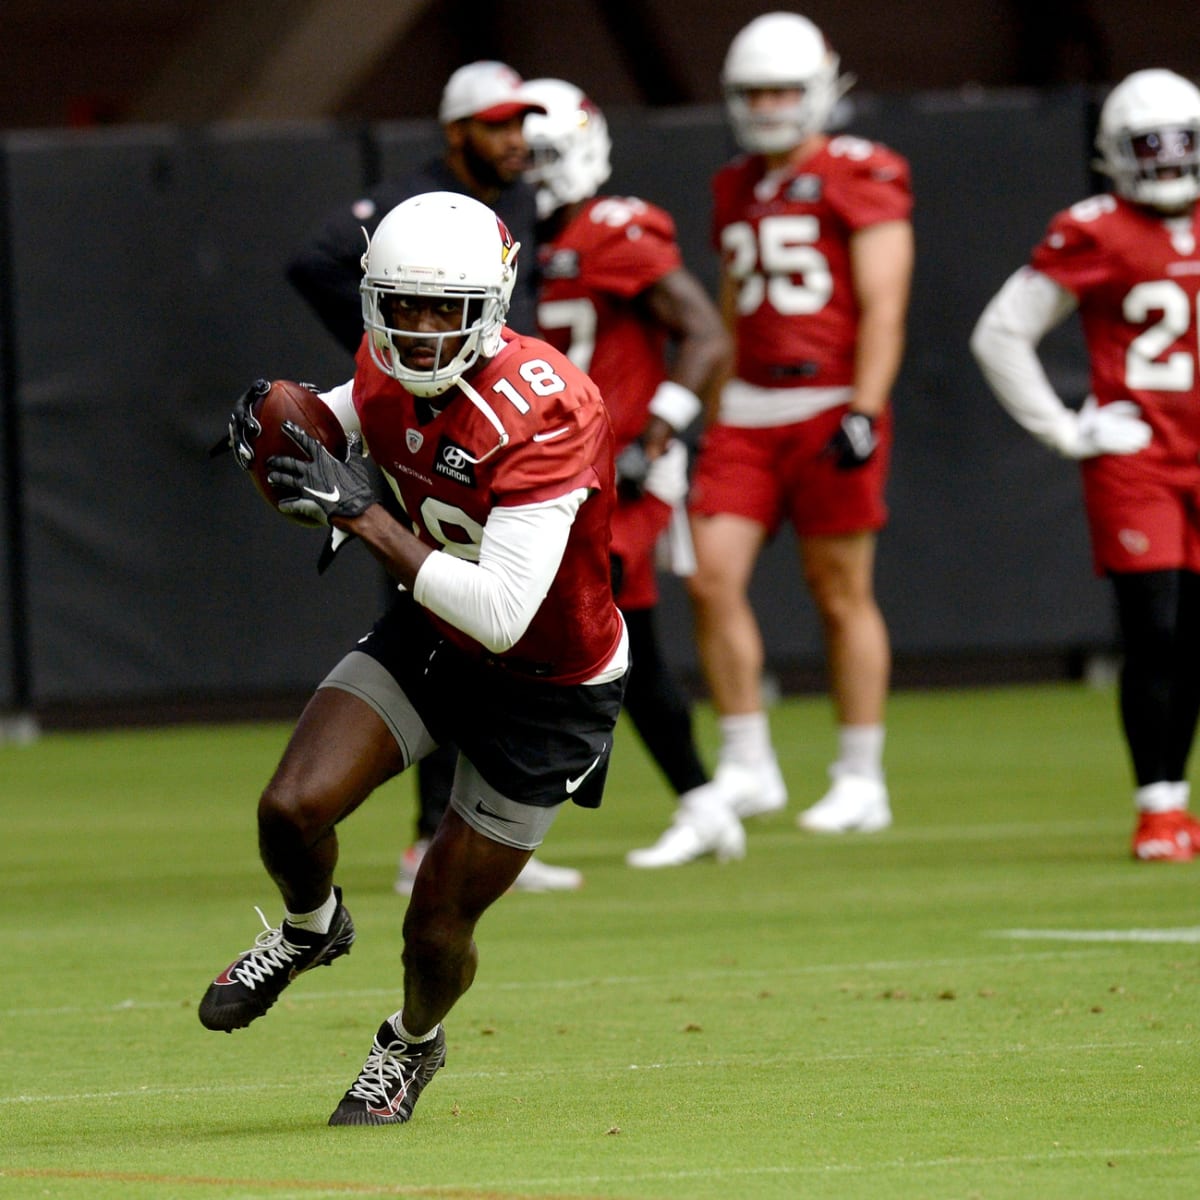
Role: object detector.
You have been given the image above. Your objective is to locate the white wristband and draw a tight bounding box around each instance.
[648,380,702,432]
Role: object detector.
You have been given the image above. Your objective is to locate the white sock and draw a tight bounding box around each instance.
[718,712,774,767]
[836,724,886,782]
[285,889,337,935]
[1135,781,1182,814]
[390,1012,439,1044]
[1177,781,1192,811]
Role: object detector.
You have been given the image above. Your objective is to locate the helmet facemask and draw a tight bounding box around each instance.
[1101,126,1200,213]
[724,73,847,155]
[362,285,505,398]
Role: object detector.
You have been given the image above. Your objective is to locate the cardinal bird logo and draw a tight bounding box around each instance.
[496,216,517,267]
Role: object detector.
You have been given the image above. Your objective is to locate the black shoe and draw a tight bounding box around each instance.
[198,887,355,1032]
[328,1020,447,1126]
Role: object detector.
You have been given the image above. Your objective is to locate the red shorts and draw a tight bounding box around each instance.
[1081,454,1200,574]
[688,405,892,537]
[610,492,672,610]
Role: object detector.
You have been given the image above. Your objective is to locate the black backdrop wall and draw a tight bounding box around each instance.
[0,88,1108,725]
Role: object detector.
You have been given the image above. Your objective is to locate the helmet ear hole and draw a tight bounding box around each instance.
[465,297,486,328]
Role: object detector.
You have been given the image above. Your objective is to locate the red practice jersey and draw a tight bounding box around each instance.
[1031,194,1200,468]
[536,195,683,452]
[352,331,622,684]
[712,135,912,389]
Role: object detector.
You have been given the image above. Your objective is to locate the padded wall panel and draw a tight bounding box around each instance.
[854,88,1106,656]
[5,125,381,708]
[0,145,14,710]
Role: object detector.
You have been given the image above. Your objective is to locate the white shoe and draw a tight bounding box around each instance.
[398,840,581,894]
[798,772,891,834]
[714,759,788,819]
[626,783,747,869]
[394,839,430,896]
[513,855,583,892]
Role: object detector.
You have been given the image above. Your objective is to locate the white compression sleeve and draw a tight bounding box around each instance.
[412,488,589,653]
[969,267,1081,453]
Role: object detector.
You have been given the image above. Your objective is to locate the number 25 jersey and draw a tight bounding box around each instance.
[712,135,912,389]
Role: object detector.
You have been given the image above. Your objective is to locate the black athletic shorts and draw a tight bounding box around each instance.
[354,594,626,808]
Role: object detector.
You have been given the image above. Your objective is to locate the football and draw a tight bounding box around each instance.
[244,379,348,527]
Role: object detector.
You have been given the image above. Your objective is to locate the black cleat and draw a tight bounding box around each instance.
[198,887,355,1032]
[328,1020,447,1126]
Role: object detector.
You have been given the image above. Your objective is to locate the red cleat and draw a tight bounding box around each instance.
[1132,809,1196,862]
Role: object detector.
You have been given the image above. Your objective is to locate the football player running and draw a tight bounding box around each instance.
[688,13,913,834]
[286,62,584,895]
[971,69,1200,862]
[522,78,745,867]
[201,192,628,1125]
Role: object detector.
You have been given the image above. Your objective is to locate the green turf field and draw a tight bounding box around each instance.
[4,682,1199,1199]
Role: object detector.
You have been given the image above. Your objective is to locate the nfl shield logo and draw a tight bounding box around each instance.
[406,429,423,454]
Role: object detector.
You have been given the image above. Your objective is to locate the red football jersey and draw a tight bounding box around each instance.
[712,135,912,389]
[352,331,622,684]
[536,196,683,451]
[1030,194,1200,467]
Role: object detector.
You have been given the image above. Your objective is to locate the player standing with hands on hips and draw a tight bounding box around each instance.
[972,69,1200,862]
[687,12,913,833]
[201,192,627,1125]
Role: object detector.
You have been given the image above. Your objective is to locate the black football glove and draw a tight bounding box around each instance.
[209,378,270,465]
[266,422,377,526]
[823,410,878,470]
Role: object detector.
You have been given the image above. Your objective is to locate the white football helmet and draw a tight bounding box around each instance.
[1095,69,1200,212]
[721,11,851,154]
[360,191,519,397]
[522,78,613,219]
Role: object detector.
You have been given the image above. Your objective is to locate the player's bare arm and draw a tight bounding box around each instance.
[848,218,914,417]
[643,268,733,399]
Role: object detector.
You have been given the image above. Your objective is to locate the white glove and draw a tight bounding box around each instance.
[642,440,690,506]
[1058,396,1152,459]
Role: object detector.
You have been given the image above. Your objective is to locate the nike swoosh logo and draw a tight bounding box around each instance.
[532,426,570,442]
[475,799,516,824]
[303,484,340,502]
[565,752,604,795]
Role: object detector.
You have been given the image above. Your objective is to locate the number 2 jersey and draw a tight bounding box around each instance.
[351,332,623,684]
[1030,194,1200,468]
[712,135,912,390]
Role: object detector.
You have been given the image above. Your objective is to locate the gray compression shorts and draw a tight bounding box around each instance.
[319,649,562,851]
